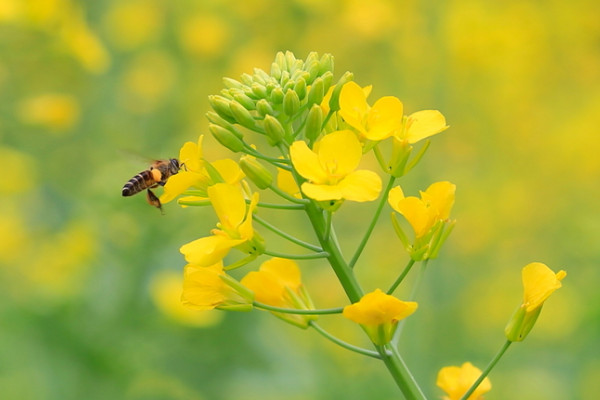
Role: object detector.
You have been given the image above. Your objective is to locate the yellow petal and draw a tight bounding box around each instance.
[180,235,242,267]
[436,362,491,400]
[181,262,228,310]
[213,158,245,185]
[387,186,406,208]
[366,96,403,141]
[159,171,201,203]
[393,196,436,238]
[317,130,362,178]
[208,183,246,231]
[301,182,343,201]
[238,192,259,240]
[522,262,566,312]
[421,181,456,220]
[260,258,301,290]
[241,270,285,306]
[339,81,369,134]
[343,289,418,326]
[290,140,328,183]
[277,168,301,198]
[405,110,448,144]
[338,170,382,202]
[179,140,202,172]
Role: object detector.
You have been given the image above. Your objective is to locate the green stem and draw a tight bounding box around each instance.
[263,249,329,260]
[323,210,332,241]
[387,259,416,295]
[269,183,309,205]
[254,215,323,252]
[253,201,305,210]
[310,321,382,360]
[377,344,427,400]
[254,302,343,315]
[460,340,512,400]
[349,175,396,269]
[392,260,428,345]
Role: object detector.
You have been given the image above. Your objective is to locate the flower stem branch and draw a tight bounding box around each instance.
[349,175,396,269]
[387,259,416,295]
[254,302,343,315]
[263,249,329,260]
[460,340,512,400]
[377,344,428,400]
[269,183,310,204]
[310,321,383,360]
[254,215,323,252]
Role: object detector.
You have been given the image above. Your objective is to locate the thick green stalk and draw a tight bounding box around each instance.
[377,344,428,400]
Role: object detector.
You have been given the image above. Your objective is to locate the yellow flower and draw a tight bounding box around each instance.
[290,130,382,202]
[394,110,449,144]
[339,81,403,141]
[436,362,491,400]
[160,135,244,204]
[150,270,224,327]
[505,263,566,342]
[343,289,418,345]
[17,94,80,132]
[181,262,253,311]
[179,184,262,267]
[241,258,315,328]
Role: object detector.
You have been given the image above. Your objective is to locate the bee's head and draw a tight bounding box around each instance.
[169,158,180,173]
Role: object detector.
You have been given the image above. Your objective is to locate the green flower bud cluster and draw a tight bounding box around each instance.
[208,51,347,149]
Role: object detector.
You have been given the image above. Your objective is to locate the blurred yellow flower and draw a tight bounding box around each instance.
[241,258,315,328]
[160,135,244,204]
[339,81,403,141]
[103,0,163,50]
[151,270,223,327]
[17,94,79,132]
[388,181,456,238]
[179,184,261,267]
[181,262,253,312]
[505,262,566,342]
[1,147,36,194]
[343,289,417,345]
[436,362,491,400]
[290,130,382,202]
[178,14,231,57]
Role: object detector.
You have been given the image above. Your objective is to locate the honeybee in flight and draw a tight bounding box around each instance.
[122,158,180,212]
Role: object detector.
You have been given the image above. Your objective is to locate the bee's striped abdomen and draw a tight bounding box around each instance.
[122,170,156,196]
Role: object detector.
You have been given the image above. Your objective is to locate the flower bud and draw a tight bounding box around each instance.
[275,51,287,71]
[328,71,353,112]
[222,77,246,90]
[232,92,256,110]
[240,73,253,86]
[307,77,325,106]
[283,89,300,117]
[251,83,267,99]
[321,71,334,93]
[294,77,307,100]
[305,104,323,143]
[256,99,275,117]
[270,62,282,80]
[229,101,257,130]
[209,123,245,152]
[270,87,284,104]
[239,155,273,189]
[253,68,269,85]
[305,60,321,83]
[505,305,542,342]
[208,95,236,123]
[205,111,243,138]
[264,114,285,145]
[319,53,334,75]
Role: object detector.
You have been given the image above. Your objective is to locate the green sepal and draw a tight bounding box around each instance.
[232,91,256,110]
[390,213,411,253]
[229,101,257,130]
[209,124,245,153]
[206,111,244,138]
[239,156,273,189]
[328,71,353,112]
[404,140,431,175]
[208,95,237,123]
[505,304,542,342]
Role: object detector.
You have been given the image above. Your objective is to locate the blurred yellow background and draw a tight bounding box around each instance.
[1,1,598,399]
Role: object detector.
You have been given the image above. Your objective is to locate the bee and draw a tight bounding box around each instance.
[122,158,180,212]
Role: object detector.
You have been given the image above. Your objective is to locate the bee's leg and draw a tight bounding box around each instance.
[146,189,164,214]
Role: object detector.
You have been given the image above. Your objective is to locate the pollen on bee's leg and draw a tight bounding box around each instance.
[151,168,163,182]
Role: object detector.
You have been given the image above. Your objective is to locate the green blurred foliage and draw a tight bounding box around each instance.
[1,0,598,399]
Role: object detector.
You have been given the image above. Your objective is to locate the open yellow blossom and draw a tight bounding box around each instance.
[160,135,244,204]
[436,362,491,400]
[290,130,382,202]
[343,289,418,345]
[394,110,448,144]
[179,184,261,267]
[339,81,403,141]
[181,262,253,311]
[241,258,315,328]
[505,263,566,342]
[389,181,455,238]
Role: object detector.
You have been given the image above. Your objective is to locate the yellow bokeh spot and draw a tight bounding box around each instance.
[151,270,223,328]
[178,14,231,57]
[0,210,27,264]
[1,147,36,194]
[103,1,163,50]
[18,94,80,132]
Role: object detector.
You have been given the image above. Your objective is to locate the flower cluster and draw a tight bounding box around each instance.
[153,52,566,400]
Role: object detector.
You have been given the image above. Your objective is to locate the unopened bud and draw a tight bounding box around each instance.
[223,77,246,90]
[328,71,353,112]
[271,62,282,80]
[319,53,334,75]
[208,95,236,123]
[232,92,256,110]
[229,101,257,130]
[283,89,300,117]
[270,87,284,104]
[209,124,245,153]
[264,115,285,145]
[305,104,323,142]
[307,77,325,106]
[239,156,273,189]
[505,305,542,342]
[294,78,307,100]
[251,83,267,99]
[206,111,243,138]
[256,99,275,117]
